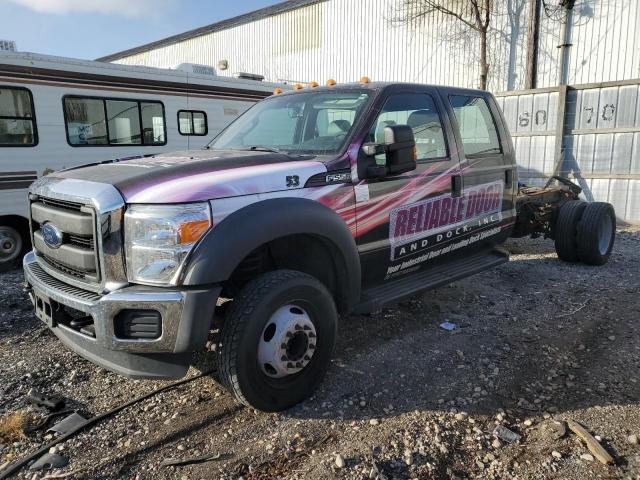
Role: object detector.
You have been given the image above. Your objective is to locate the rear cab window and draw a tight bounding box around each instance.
[0,86,37,146]
[449,95,501,157]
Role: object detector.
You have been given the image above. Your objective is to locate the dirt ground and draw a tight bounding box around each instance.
[1,227,639,480]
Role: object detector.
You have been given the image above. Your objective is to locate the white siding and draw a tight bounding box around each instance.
[110,0,640,91]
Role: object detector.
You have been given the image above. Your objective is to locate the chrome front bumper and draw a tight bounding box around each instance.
[23,251,220,379]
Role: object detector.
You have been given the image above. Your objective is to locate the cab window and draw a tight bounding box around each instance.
[449,95,501,156]
[0,87,37,146]
[370,93,447,162]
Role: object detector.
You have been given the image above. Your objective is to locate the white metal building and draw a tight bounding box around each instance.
[97,0,640,222]
[98,0,640,92]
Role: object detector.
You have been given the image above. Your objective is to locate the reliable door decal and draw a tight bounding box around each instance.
[389,180,504,260]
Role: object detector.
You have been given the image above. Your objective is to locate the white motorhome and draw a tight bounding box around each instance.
[0,51,281,270]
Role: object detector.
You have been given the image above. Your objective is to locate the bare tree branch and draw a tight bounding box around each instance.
[391,0,495,89]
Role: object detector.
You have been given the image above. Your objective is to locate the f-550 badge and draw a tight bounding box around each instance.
[286,175,300,188]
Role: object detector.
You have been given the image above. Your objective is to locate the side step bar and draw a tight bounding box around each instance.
[354,248,509,314]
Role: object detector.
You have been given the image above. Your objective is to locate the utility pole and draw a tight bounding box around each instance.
[524,0,541,89]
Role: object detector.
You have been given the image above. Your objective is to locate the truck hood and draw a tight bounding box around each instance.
[52,150,327,203]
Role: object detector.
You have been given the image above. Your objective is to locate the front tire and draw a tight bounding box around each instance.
[218,270,337,412]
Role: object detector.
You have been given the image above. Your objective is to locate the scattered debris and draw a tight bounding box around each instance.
[566,420,614,465]
[492,425,521,444]
[549,420,567,440]
[160,452,223,467]
[580,453,595,462]
[26,389,64,411]
[24,410,73,434]
[335,454,345,468]
[627,434,638,445]
[40,471,81,480]
[28,453,68,471]
[403,448,414,465]
[551,450,562,459]
[47,413,88,435]
[439,321,456,331]
[0,411,27,443]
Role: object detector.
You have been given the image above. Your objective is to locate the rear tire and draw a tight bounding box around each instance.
[0,225,24,273]
[554,200,587,262]
[576,202,616,266]
[218,269,337,412]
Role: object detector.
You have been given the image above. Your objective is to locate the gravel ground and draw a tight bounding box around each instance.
[1,227,639,480]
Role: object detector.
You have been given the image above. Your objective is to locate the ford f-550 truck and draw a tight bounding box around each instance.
[23,81,615,411]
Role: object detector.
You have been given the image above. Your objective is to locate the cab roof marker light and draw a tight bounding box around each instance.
[360,76,370,84]
[326,79,337,86]
[308,81,319,88]
[273,87,283,95]
[293,83,303,90]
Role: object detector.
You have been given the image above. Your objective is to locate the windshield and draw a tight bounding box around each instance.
[208,91,371,155]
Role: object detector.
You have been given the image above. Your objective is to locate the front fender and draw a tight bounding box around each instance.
[180,197,361,310]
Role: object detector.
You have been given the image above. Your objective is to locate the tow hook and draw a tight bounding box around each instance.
[23,282,35,305]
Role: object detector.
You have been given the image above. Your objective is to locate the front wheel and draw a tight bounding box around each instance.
[218,270,337,412]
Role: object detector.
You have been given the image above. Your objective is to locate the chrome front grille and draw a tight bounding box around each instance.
[28,176,128,294]
[68,234,94,249]
[30,196,100,283]
[26,261,102,302]
[40,197,83,211]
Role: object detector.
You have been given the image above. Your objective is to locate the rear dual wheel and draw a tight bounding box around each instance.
[554,201,615,265]
[218,269,337,412]
[576,202,616,265]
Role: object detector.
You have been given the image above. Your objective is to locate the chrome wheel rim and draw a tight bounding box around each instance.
[0,227,21,263]
[257,304,317,378]
[598,214,613,255]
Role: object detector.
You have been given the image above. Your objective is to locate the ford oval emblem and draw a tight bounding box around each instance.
[42,223,63,249]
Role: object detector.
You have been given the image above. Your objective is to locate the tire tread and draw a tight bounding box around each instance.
[554,200,587,262]
[576,202,615,265]
[218,270,321,409]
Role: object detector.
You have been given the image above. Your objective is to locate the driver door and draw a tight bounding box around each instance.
[354,87,461,288]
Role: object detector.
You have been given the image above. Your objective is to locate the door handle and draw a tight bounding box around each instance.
[451,175,462,197]
[505,169,513,188]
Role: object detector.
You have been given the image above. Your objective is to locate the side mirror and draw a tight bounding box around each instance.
[384,125,416,175]
[361,125,417,178]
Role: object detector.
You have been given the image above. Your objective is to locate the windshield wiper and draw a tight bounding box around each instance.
[244,145,284,154]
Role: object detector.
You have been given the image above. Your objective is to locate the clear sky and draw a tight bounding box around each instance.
[0,0,281,60]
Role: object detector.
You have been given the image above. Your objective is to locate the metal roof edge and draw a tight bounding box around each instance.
[95,0,326,62]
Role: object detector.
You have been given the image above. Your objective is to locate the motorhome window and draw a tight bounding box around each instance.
[64,98,108,145]
[141,102,166,144]
[107,100,141,144]
[64,96,166,146]
[178,110,208,136]
[0,87,37,146]
[449,95,501,156]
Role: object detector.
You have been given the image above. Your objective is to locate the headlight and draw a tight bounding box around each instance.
[124,203,211,285]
